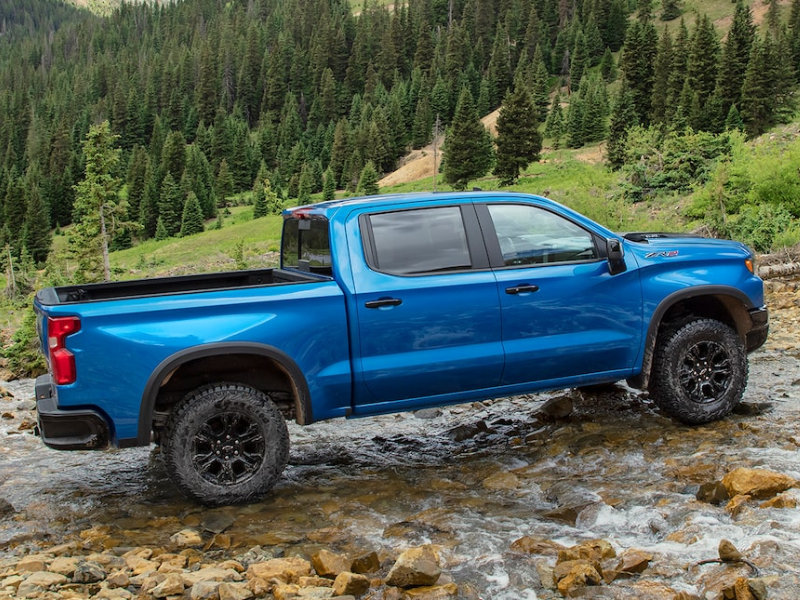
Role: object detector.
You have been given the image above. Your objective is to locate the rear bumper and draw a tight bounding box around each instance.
[746,306,769,352]
[35,375,109,450]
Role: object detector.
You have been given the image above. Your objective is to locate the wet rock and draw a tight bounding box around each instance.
[509,536,566,556]
[543,483,604,525]
[481,471,519,490]
[350,552,380,575]
[758,492,797,509]
[170,528,203,548]
[414,408,441,420]
[721,468,797,500]
[73,560,107,583]
[557,539,616,565]
[299,576,334,587]
[332,572,369,596]
[732,402,774,416]
[447,420,490,442]
[0,498,15,518]
[538,395,573,419]
[17,571,68,596]
[218,581,254,600]
[246,557,313,583]
[605,549,653,582]
[553,560,602,597]
[726,494,752,517]
[182,567,242,586]
[672,593,701,600]
[746,578,769,600]
[202,513,236,534]
[402,583,458,599]
[719,539,744,562]
[151,573,185,597]
[312,549,351,578]
[385,545,441,588]
[191,580,222,600]
[696,481,729,505]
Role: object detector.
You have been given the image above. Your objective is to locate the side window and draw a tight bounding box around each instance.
[367,206,472,275]
[487,204,598,266]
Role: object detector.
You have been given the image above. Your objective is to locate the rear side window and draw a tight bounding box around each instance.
[281,217,332,274]
[366,206,472,275]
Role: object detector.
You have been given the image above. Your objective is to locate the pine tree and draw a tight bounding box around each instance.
[70,121,129,283]
[298,165,312,204]
[442,88,494,191]
[158,173,183,237]
[487,23,513,108]
[715,2,755,120]
[22,186,51,264]
[621,20,658,124]
[606,80,638,169]
[569,31,588,91]
[180,192,204,236]
[215,159,234,208]
[160,130,187,182]
[155,217,168,241]
[666,20,690,118]
[412,96,434,148]
[566,92,586,148]
[494,85,542,185]
[356,161,380,196]
[126,146,148,225]
[544,92,565,147]
[650,27,673,124]
[322,168,336,202]
[530,45,551,119]
[687,15,720,111]
[600,47,617,81]
[661,0,680,21]
[724,104,744,132]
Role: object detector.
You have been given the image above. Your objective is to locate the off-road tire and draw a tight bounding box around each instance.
[163,384,289,505]
[650,318,747,425]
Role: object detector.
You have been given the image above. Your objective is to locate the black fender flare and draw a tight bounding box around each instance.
[130,342,312,446]
[628,285,755,389]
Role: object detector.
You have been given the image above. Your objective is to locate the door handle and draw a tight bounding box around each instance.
[505,284,539,295]
[365,297,403,308]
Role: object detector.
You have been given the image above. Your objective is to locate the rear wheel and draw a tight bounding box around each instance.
[650,318,747,424]
[163,384,289,505]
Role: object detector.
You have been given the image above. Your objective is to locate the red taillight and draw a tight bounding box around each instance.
[47,316,80,385]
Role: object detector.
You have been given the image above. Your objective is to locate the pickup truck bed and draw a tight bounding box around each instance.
[36,268,322,305]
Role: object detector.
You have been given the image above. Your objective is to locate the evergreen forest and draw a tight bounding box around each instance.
[1,0,800,272]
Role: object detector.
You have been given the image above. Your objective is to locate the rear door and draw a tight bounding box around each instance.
[347,203,504,409]
[478,202,643,385]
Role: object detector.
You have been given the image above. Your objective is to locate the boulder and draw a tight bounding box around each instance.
[509,536,566,556]
[402,583,459,599]
[16,556,48,572]
[481,471,520,491]
[554,560,602,596]
[311,549,351,578]
[151,573,185,598]
[726,494,752,517]
[170,528,204,548]
[218,582,254,600]
[350,551,380,575]
[48,556,79,576]
[93,588,134,600]
[385,546,441,588]
[721,468,796,500]
[105,570,130,588]
[182,567,242,586]
[556,539,615,565]
[759,493,797,509]
[190,581,222,600]
[332,572,369,597]
[73,560,106,583]
[246,557,313,584]
[696,481,729,505]
[538,395,573,419]
[718,539,743,562]
[606,549,653,581]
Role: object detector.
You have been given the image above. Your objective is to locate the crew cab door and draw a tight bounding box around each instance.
[347,203,504,408]
[477,202,642,385]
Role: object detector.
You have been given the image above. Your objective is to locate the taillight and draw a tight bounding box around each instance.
[47,316,81,385]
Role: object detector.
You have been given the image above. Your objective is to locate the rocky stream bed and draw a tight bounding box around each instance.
[0,276,799,600]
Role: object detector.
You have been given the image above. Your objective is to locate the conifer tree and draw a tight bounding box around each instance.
[442,88,494,191]
[22,186,51,264]
[530,45,551,119]
[715,2,755,121]
[158,173,183,237]
[322,168,336,202]
[155,217,168,241]
[126,146,148,225]
[412,96,434,148]
[687,15,720,109]
[651,27,673,124]
[661,0,680,21]
[544,92,565,147]
[494,85,542,185]
[356,161,380,196]
[70,121,129,283]
[180,192,204,236]
[569,31,588,91]
[600,47,616,82]
[607,81,638,169]
[161,130,187,182]
[621,20,658,124]
[298,166,312,204]
[3,174,25,258]
[724,104,744,132]
[487,23,513,108]
[566,93,586,148]
[215,159,234,208]
[667,20,690,116]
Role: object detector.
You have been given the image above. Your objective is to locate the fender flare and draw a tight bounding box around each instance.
[629,285,755,389]
[131,342,312,446]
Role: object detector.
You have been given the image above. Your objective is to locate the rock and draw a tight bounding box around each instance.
[509,536,566,556]
[17,571,68,596]
[170,528,203,548]
[759,493,797,509]
[16,556,48,572]
[0,498,15,518]
[719,539,744,562]
[447,420,489,442]
[414,408,441,420]
[726,494,752,517]
[191,580,222,600]
[557,539,616,565]
[553,560,602,596]
[246,557,313,584]
[402,583,459,599]
[732,577,757,600]
[125,554,159,575]
[350,552,380,574]
[49,556,79,576]
[312,549,351,578]
[105,570,130,588]
[202,513,236,534]
[274,584,335,599]
[746,578,769,600]
[385,546,441,588]
[696,481,729,505]
[606,549,653,581]
[151,573,185,598]
[218,582,254,600]
[93,588,134,600]
[543,483,603,525]
[332,572,369,597]
[73,560,106,583]
[721,468,797,500]
[481,471,519,490]
[273,584,301,600]
[182,567,242,586]
[538,395,573,419]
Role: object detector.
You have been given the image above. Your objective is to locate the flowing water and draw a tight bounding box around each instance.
[1,303,799,598]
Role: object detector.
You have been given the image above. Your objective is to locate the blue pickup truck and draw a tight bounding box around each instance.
[33,192,768,504]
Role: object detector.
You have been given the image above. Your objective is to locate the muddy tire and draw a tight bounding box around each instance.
[163,384,289,505]
[650,318,747,425]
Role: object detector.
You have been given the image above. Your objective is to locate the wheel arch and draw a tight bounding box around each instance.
[628,285,755,390]
[133,342,312,446]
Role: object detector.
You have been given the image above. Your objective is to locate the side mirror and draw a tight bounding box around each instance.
[607,238,627,275]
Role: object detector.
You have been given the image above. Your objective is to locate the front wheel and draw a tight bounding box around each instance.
[650,318,747,425]
[163,384,289,505]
